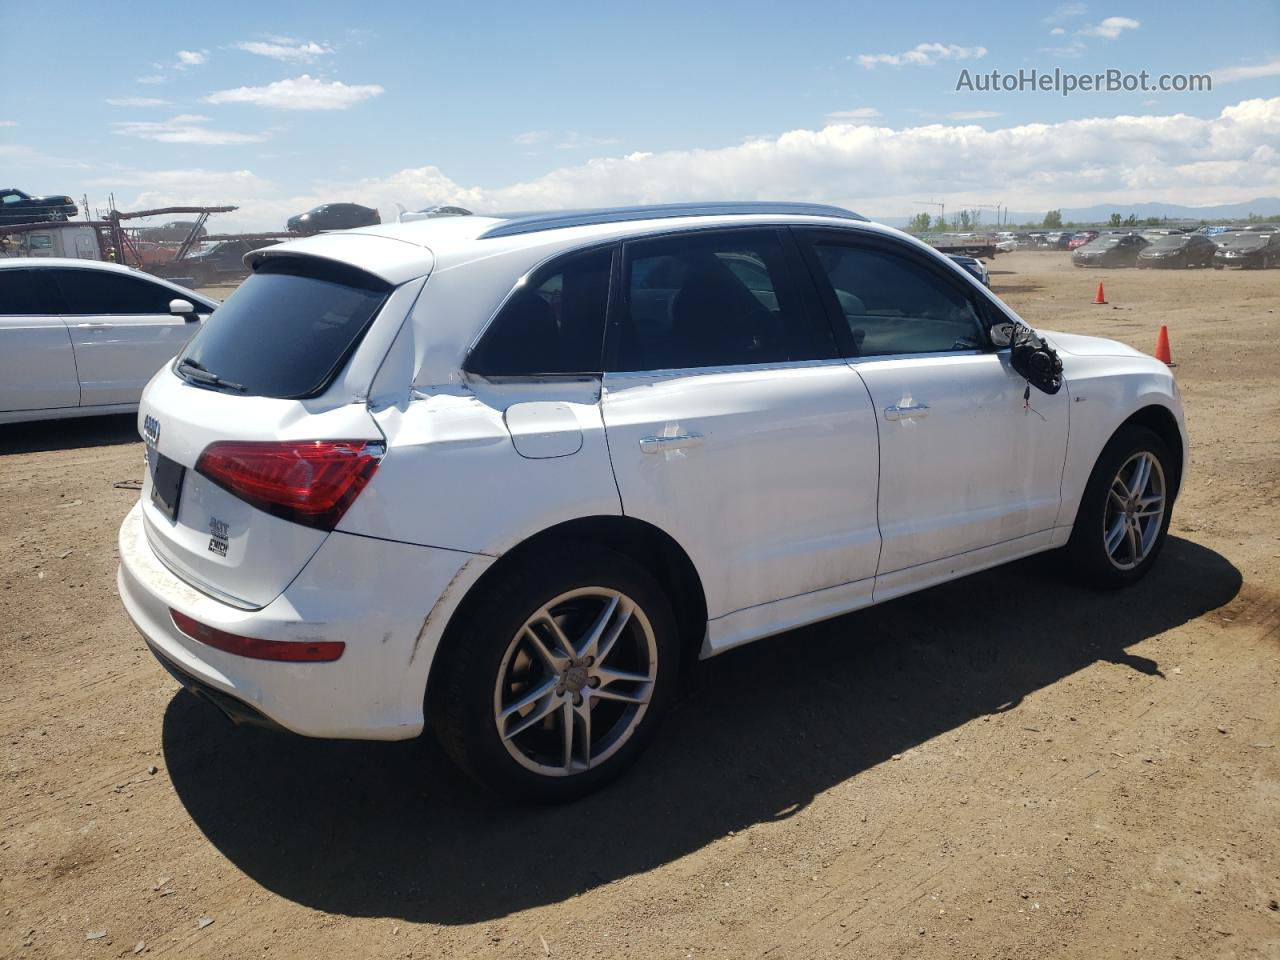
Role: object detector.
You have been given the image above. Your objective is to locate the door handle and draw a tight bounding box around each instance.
[76,322,110,329]
[884,403,930,421]
[640,432,704,454]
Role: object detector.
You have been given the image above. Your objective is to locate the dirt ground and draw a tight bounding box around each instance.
[2,251,1277,959]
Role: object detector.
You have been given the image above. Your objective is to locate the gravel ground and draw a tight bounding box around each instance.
[1,251,1277,959]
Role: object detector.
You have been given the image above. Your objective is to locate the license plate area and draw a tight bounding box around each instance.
[148,449,185,523]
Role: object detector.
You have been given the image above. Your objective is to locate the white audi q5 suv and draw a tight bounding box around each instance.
[117,203,1187,799]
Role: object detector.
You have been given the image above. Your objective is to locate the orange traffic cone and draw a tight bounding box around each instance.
[1153,325,1173,365]
[1093,281,1107,304]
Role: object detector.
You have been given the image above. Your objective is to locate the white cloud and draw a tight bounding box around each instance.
[1049,27,1066,35]
[75,98,1280,232]
[826,107,882,123]
[514,130,619,150]
[0,120,16,127]
[554,132,620,150]
[1080,16,1140,38]
[856,42,987,69]
[136,74,166,85]
[947,110,1002,120]
[1214,59,1280,84]
[105,97,170,107]
[236,39,333,63]
[1043,2,1088,23]
[203,74,384,110]
[112,114,269,145]
[175,49,208,68]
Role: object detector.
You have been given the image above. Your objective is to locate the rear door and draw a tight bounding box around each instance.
[601,227,881,629]
[0,268,79,413]
[52,267,203,406]
[797,229,1068,593]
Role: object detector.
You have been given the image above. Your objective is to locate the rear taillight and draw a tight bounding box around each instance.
[194,440,383,531]
[171,609,345,662]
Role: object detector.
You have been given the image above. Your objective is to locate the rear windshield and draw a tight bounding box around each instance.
[176,257,391,398]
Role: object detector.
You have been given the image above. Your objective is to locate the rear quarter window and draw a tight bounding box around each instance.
[176,256,391,399]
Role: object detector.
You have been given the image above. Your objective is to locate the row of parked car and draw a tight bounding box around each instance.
[1069,225,1280,269]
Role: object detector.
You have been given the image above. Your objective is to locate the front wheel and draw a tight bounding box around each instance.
[1066,425,1175,587]
[431,544,679,801]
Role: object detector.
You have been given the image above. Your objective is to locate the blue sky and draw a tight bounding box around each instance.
[2,0,1277,230]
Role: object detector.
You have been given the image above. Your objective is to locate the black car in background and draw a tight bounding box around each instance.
[1071,233,1149,267]
[286,202,381,233]
[1136,232,1217,268]
[1213,230,1280,269]
[0,188,78,226]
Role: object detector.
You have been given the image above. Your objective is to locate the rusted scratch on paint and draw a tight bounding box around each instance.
[410,559,472,664]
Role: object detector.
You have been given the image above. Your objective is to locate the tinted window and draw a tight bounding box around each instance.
[0,269,65,315]
[468,247,611,376]
[177,257,390,398]
[807,241,984,356]
[52,268,176,315]
[612,229,833,371]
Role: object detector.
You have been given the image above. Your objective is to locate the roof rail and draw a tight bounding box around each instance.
[476,202,866,239]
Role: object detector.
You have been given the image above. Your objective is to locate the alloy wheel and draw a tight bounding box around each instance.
[1102,451,1167,571]
[493,588,658,777]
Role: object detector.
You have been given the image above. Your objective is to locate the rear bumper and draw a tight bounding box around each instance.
[117,502,493,740]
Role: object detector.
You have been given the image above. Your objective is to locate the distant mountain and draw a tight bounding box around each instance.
[874,197,1280,228]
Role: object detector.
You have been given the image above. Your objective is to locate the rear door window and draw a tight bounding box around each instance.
[610,229,835,371]
[467,246,612,376]
[0,269,65,315]
[51,268,175,315]
[176,256,391,398]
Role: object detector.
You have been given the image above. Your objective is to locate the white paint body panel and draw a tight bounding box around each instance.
[0,314,80,411]
[119,502,490,738]
[114,211,1187,741]
[602,361,881,621]
[137,367,385,609]
[343,379,621,554]
[69,311,203,407]
[854,351,1069,577]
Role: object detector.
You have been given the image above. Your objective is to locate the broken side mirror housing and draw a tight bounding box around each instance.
[1008,324,1064,394]
[988,320,1016,348]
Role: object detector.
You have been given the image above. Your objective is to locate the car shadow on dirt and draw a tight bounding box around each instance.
[161,535,1239,924]
[0,414,139,455]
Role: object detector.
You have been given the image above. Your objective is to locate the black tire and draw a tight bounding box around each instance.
[430,542,680,802]
[1066,425,1175,588]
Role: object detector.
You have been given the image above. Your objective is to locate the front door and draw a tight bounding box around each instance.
[51,267,199,406]
[797,230,1069,588]
[601,228,882,633]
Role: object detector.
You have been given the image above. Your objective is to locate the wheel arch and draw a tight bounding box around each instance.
[1117,403,1184,499]
[425,515,709,710]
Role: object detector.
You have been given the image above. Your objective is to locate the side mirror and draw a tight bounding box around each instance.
[1007,323,1064,395]
[169,298,197,321]
[988,320,1016,348]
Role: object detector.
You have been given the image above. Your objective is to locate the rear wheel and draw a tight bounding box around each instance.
[1066,425,1174,587]
[431,544,679,801]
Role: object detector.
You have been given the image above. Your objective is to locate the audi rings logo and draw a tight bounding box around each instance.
[143,415,161,446]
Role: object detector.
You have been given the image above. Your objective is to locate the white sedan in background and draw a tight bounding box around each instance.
[0,258,217,424]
